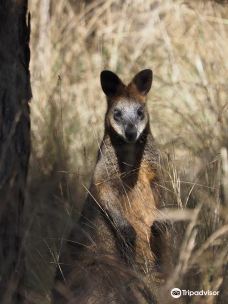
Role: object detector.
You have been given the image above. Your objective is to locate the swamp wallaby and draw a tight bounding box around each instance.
[53,69,171,304]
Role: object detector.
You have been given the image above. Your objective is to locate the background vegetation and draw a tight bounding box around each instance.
[26,0,228,303]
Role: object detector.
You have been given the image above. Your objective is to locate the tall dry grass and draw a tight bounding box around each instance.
[26,0,228,303]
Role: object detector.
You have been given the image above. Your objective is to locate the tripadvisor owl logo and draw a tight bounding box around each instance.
[170,288,219,298]
[171,288,182,298]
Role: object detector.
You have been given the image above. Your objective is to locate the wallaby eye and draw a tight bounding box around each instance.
[137,107,144,120]
[113,108,122,121]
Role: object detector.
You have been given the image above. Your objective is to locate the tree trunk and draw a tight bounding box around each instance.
[0,0,31,303]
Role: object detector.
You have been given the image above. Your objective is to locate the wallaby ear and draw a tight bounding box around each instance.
[131,69,153,96]
[100,70,124,97]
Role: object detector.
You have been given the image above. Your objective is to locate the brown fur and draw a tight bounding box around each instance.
[92,133,160,268]
[90,70,166,272]
[52,70,171,303]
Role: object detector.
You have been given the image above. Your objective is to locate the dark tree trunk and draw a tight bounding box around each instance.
[0,1,31,303]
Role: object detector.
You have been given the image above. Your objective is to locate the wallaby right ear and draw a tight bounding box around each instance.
[100,70,124,97]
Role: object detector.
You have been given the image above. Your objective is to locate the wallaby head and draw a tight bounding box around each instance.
[100,69,153,144]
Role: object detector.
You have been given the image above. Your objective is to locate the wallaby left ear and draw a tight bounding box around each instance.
[100,70,124,97]
[131,69,153,95]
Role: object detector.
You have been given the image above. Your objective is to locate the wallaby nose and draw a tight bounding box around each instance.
[125,123,137,143]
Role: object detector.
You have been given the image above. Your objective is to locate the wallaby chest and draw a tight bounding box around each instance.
[94,138,158,266]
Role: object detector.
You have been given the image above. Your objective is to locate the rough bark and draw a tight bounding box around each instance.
[0,0,31,303]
